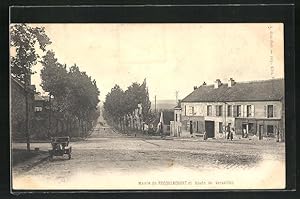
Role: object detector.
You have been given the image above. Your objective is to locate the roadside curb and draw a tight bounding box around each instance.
[28,154,50,171]
[13,152,50,174]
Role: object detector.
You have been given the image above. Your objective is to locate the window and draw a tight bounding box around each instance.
[35,106,42,112]
[189,106,194,115]
[185,105,187,116]
[207,105,212,116]
[175,114,178,122]
[219,122,223,133]
[267,105,274,118]
[216,105,223,116]
[247,105,252,117]
[237,105,242,117]
[227,105,232,117]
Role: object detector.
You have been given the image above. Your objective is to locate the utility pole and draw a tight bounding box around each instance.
[25,73,31,151]
[154,95,157,113]
[48,92,52,138]
[224,102,227,139]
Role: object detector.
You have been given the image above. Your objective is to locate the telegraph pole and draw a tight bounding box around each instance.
[48,92,52,138]
[25,73,30,151]
[154,95,157,113]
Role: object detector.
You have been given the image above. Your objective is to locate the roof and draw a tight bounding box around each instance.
[34,93,49,101]
[34,93,44,101]
[174,104,181,109]
[11,76,25,89]
[182,78,284,103]
[11,76,36,93]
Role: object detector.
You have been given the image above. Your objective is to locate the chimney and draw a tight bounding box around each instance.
[202,81,207,86]
[214,79,222,89]
[193,86,198,90]
[228,78,235,87]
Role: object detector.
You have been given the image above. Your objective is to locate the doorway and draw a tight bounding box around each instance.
[205,121,215,138]
[259,124,264,139]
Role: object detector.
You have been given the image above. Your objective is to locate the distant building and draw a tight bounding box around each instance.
[170,104,182,137]
[34,93,49,116]
[170,78,284,140]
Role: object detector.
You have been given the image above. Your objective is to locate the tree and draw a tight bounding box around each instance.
[68,65,100,131]
[124,82,142,115]
[140,78,151,121]
[40,50,74,136]
[103,79,151,132]
[103,85,126,128]
[10,24,51,151]
[10,24,51,83]
[41,54,100,137]
[124,79,151,122]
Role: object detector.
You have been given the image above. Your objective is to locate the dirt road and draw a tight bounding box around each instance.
[12,119,285,190]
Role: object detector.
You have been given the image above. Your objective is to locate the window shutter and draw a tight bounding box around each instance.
[264,105,267,118]
[216,105,219,116]
[233,105,237,117]
[251,105,255,117]
[273,105,277,117]
[242,105,245,117]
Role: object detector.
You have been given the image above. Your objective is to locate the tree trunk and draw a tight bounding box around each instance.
[55,119,59,137]
[62,120,65,136]
[81,120,84,136]
[79,119,82,136]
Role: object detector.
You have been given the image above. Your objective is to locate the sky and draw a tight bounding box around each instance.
[23,23,284,102]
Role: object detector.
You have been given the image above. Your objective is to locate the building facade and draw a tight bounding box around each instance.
[171,78,284,140]
[11,77,35,139]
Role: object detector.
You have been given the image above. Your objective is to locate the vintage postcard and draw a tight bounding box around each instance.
[10,23,285,190]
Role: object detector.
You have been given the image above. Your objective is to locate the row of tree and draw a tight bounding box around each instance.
[10,24,100,144]
[40,51,100,137]
[103,80,152,131]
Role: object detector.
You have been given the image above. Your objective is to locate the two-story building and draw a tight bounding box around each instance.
[11,76,36,140]
[171,78,284,140]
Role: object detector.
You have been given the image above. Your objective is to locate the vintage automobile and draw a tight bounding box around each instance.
[49,136,72,160]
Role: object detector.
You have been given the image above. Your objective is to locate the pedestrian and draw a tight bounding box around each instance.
[226,125,230,139]
[230,128,234,140]
[190,121,194,138]
[243,128,248,138]
[276,127,279,142]
[203,131,207,140]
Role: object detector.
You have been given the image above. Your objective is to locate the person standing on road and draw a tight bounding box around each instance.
[203,131,207,140]
[226,124,230,139]
[230,128,234,141]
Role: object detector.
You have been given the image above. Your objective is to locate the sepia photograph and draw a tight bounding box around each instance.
[10,23,285,190]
